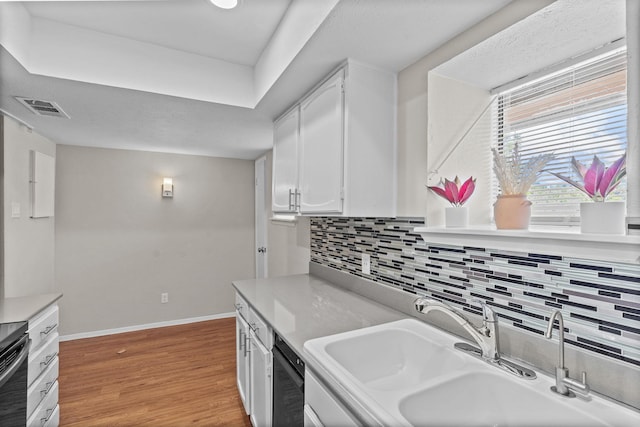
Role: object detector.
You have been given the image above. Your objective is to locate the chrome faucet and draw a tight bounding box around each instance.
[545,310,590,397]
[415,297,499,361]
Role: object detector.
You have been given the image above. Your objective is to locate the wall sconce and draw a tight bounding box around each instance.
[162,177,174,198]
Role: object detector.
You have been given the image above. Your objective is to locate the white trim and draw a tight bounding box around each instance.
[415,226,640,264]
[59,312,235,342]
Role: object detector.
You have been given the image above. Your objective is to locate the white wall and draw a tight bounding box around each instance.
[396,0,555,217]
[426,73,492,226]
[54,145,255,335]
[2,116,56,298]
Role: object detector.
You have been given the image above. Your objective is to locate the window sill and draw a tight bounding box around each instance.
[414,226,640,264]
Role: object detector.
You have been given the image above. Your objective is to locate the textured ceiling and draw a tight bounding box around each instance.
[434,0,626,91]
[0,0,580,159]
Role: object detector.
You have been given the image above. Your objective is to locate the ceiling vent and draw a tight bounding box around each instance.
[15,96,70,118]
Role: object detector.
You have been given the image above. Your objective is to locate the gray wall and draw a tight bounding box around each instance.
[55,145,255,335]
[2,116,56,298]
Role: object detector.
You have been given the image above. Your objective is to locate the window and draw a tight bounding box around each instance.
[492,46,627,225]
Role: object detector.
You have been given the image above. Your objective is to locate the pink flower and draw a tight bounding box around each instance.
[427,176,476,207]
[548,153,626,202]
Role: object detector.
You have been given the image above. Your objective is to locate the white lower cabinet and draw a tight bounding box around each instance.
[236,314,251,415]
[235,292,273,427]
[304,371,359,427]
[27,303,59,427]
[249,329,272,427]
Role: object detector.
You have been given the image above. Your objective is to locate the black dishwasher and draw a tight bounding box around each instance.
[272,333,305,426]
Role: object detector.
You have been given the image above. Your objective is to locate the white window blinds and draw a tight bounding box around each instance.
[492,46,627,224]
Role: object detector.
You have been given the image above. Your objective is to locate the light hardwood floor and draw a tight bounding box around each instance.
[58,317,252,426]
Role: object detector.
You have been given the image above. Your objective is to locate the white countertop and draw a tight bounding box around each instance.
[232,274,406,355]
[0,293,62,323]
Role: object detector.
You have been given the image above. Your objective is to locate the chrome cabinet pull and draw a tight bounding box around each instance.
[40,324,58,336]
[40,407,55,426]
[295,189,301,210]
[244,335,250,357]
[40,381,55,396]
[234,303,242,310]
[40,352,57,367]
[239,331,245,352]
[288,189,294,211]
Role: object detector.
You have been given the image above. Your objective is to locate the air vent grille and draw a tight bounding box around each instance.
[15,97,69,118]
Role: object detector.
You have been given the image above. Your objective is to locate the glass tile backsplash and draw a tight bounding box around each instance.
[310,217,640,367]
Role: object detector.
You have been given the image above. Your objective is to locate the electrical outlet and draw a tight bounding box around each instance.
[361,253,371,275]
[161,293,169,304]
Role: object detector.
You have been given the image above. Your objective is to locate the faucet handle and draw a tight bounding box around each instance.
[473,298,497,322]
[564,371,590,397]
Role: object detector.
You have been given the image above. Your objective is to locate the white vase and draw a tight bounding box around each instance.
[445,207,468,228]
[580,202,625,234]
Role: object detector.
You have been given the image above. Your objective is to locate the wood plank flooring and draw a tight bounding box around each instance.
[58,317,252,427]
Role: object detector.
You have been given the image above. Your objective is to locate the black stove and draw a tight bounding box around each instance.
[0,321,28,352]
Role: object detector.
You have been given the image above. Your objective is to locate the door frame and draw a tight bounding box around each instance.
[255,155,267,279]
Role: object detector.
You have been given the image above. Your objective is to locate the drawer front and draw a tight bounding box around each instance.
[28,332,59,386]
[27,381,59,427]
[235,293,250,320]
[305,371,359,427]
[27,357,59,418]
[249,307,272,349]
[29,305,59,351]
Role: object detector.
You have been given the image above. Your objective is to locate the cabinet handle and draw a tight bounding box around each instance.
[239,331,245,352]
[244,335,250,357]
[249,322,259,333]
[288,189,294,211]
[40,324,58,336]
[40,352,57,367]
[234,303,242,310]
[40,381,55,396]
[40,407,55,426]
[295,189,301,210]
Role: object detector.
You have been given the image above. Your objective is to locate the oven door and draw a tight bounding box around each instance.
[0,333,30,427]
[272,346,304,427]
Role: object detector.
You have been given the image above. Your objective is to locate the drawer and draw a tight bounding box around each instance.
[235,293,250,320]
[249,306,272,349]
[27,357,59,418]
[28,332,59,386]
[27,381,58,427]
[29,305,59,351]
[305,371,359,427]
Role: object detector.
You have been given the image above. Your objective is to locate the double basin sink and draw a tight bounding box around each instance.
[303,319,640,426]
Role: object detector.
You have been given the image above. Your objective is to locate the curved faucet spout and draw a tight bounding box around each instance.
[414,297,499,361]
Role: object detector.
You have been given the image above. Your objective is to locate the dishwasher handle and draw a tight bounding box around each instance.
[0,334,30,389]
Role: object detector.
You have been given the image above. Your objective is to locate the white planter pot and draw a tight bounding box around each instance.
[445,207,468,228]
[580,202,625,235]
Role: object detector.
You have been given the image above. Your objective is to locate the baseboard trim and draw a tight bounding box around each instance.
[59,312,236,342]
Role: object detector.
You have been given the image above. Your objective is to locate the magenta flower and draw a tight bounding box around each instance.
[427,176,476,207]
[548,153,626,202]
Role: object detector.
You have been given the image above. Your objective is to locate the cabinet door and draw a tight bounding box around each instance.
[236,315,251,415]
[272,107,300,213]
[249,331,273,427]
[299,69,345,214]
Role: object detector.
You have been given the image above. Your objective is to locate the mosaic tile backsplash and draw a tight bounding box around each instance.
[310,217,640,367]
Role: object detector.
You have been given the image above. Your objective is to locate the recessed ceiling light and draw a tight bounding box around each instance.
[210,0,238,9]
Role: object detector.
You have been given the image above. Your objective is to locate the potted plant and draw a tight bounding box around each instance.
[491,146,554,229]
[547,153,626,234]
[427,176,476,227]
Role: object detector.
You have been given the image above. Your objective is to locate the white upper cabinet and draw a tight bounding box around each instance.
[272,107,300,213]
[299,69,345,214]
[272,59,397,217]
